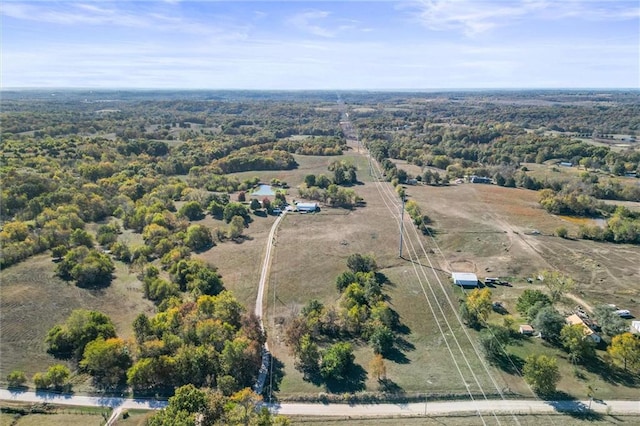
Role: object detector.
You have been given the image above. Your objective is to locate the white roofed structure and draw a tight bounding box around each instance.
[452,272,479,287]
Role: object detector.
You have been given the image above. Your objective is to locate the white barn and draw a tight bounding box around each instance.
[452,272,479,287]
[296,202,318,212]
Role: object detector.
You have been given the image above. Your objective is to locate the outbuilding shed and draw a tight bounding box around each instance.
[451,272,479,287]
[296,202,318,212]
[519,324,535,335]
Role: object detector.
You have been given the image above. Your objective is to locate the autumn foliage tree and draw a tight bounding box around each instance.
[523,354,560,395]
[608,333,640,372]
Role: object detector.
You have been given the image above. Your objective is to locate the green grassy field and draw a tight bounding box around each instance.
[0,402,110,426]
[113,409,154,425]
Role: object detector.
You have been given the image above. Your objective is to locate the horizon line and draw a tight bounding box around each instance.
[2,87,639,92]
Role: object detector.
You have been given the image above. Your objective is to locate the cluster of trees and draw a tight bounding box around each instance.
[55,246,115,288]
[141,256,224,306]
[297,162,362,209]
[212,149,297,174]
[284,254,399,385]
[148,384,290,425]
[127,293,262,394]
[46,309,117,359]
[404,199,434,235]
[41,289,265,395]
[578,206,640,244]
[274,135,345,156]
[539,188,605,217]
[297,184,360,209]
[32,365,72,391]
[328,160,358,185]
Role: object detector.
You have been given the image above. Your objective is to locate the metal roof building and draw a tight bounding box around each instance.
[451,272,479,287]
[296,202,318,212]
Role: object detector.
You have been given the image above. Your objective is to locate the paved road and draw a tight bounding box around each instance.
[1,389,638,418]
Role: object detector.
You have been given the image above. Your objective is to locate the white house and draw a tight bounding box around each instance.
[451,272,479,287]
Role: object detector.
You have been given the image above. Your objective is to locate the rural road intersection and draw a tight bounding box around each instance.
[1,389,639,418]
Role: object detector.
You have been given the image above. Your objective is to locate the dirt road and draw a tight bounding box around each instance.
[1,389,638,418]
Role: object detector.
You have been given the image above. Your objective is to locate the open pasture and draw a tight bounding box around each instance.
[0,254,155,385]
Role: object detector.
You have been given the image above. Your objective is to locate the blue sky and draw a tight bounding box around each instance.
[2,1,639,89]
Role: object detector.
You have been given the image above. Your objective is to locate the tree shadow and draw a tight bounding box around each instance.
[490,352,524,375]
[583,357,639,387]
[324,363,367,393]
[394,322,411,335]
[394,336,416,352]
[374,272,390,286]
[546,392,604,421]
[265,355,286,400]
[7,385,28,393]
[378,378,405,395]
[192,243,215,254]
[384,346,410,364]
[231,235,254,244]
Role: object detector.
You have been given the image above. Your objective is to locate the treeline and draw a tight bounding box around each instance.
[578,206,640,244]
[274,136,345,156]
[212,149,297,174]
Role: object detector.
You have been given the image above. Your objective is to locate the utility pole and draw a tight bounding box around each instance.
[399,195,405,258]
[424,395,427,416]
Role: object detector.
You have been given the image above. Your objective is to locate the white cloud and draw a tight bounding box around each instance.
[405,0,639,36]
[404,0,545,36]
[288,10,337,38]
[0,2,248,37]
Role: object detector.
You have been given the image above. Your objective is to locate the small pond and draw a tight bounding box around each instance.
[252,184,275,196]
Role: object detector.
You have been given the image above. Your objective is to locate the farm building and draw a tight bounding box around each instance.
[469,175,492,184]
[566,314,601,343]
[519,324,535,335]
[451,272,479,287]
[559,162,574,167]
[296,202,318,212]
